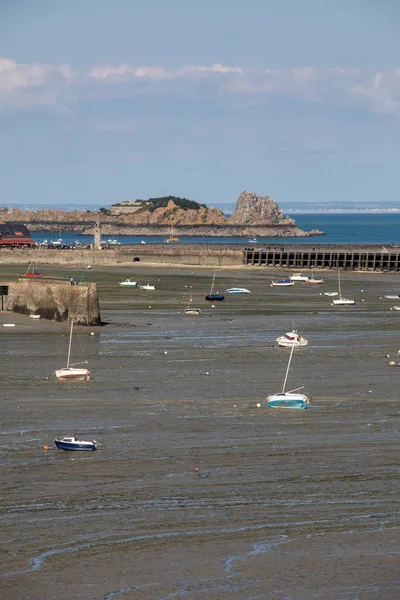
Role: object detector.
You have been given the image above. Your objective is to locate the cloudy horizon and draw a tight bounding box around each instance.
[1,0,399,208]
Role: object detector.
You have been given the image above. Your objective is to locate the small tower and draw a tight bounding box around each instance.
[94,219,101,250]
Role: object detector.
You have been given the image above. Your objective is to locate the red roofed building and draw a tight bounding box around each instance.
[0,223,36,247]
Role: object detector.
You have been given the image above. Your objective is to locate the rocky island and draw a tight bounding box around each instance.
[0,191,323,238]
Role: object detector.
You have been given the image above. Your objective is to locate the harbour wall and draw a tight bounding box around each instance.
[1,244,400,271]
[0,279,101,325]
[0,246,243,267]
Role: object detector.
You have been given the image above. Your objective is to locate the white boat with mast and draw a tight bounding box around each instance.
[267,343,310,409]
[305,267,324,285]
[332,269,355,305]
[55,320,91,381]
[184,294,201,315]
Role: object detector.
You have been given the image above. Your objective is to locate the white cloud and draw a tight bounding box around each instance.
[1,58,400,113]
[87,63,243,81]
[0,58,76,93]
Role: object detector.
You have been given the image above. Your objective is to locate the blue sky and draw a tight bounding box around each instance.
[1,0,400,208]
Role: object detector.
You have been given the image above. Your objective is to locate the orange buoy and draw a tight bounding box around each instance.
[194,467,199,472]
[43,445,49,451]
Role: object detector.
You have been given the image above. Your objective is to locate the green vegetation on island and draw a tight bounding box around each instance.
[111,196,207,212]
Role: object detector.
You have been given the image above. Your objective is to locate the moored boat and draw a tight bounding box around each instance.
[205,273,225,301]
[276,330,308,348]
[290,273,309,282]
[271,279,294,287]
[267,392,310,409]
[24,262,43,278]
[120,279,137,287]
[226,287,251,294]
[267,344,310,409]
[54,436,99,451]
[305,276,324,285]
[184,294,201,315]
[55,321,91,381]
[331,269,355,305]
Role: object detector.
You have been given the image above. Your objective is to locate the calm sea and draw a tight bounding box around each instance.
[30,213,400,247]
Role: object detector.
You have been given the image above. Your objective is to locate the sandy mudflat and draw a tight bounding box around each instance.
[0,265,399,599]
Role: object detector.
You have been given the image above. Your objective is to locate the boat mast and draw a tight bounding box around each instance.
[282,343,295,393]
[209,274,215,295]
[66,320,74,368]
[187,294,192,309]
[24,261,32,276]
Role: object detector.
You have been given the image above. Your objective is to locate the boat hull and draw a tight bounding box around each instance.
[185,308,201,315]
[55,440,97,451]
[271,281,294,287]
[290,274,309,282]
[226,288,251,294]
[276,337,308,348]
[55,368,91,381]
[332,298,355,305]
[205,294,225,301]
[267,393,310,409]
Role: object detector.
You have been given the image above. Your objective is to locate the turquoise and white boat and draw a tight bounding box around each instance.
[226,287,251,294]
[267,344,310,409]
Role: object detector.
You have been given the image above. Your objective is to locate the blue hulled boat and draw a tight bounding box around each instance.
[54,436,99,451]
[205,273,225,302]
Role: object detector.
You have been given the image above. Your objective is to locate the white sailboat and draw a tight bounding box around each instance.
[55,321,91,381]
[332,269,355,305]
[305,267,324,285]
[267,343,310,409]
[184,294,201,315]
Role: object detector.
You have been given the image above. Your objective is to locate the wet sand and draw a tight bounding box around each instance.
[1,265,399,599]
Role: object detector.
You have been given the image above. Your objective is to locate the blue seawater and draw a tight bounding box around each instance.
[30,213,400,246]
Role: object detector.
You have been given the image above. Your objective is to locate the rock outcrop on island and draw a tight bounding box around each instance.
[0,193,324,238]
[229,191,294,225]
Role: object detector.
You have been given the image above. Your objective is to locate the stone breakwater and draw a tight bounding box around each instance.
[1,244,397,270]
[0,246,245,267]
[0,278,101,325]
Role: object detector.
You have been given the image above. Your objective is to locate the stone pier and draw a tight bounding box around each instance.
[0,279,101,325]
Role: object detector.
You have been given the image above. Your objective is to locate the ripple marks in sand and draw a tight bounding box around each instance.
[104,538,288,600]
[0,513,392,579]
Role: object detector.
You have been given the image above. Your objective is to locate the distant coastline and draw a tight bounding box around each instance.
[284,208,400,214]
